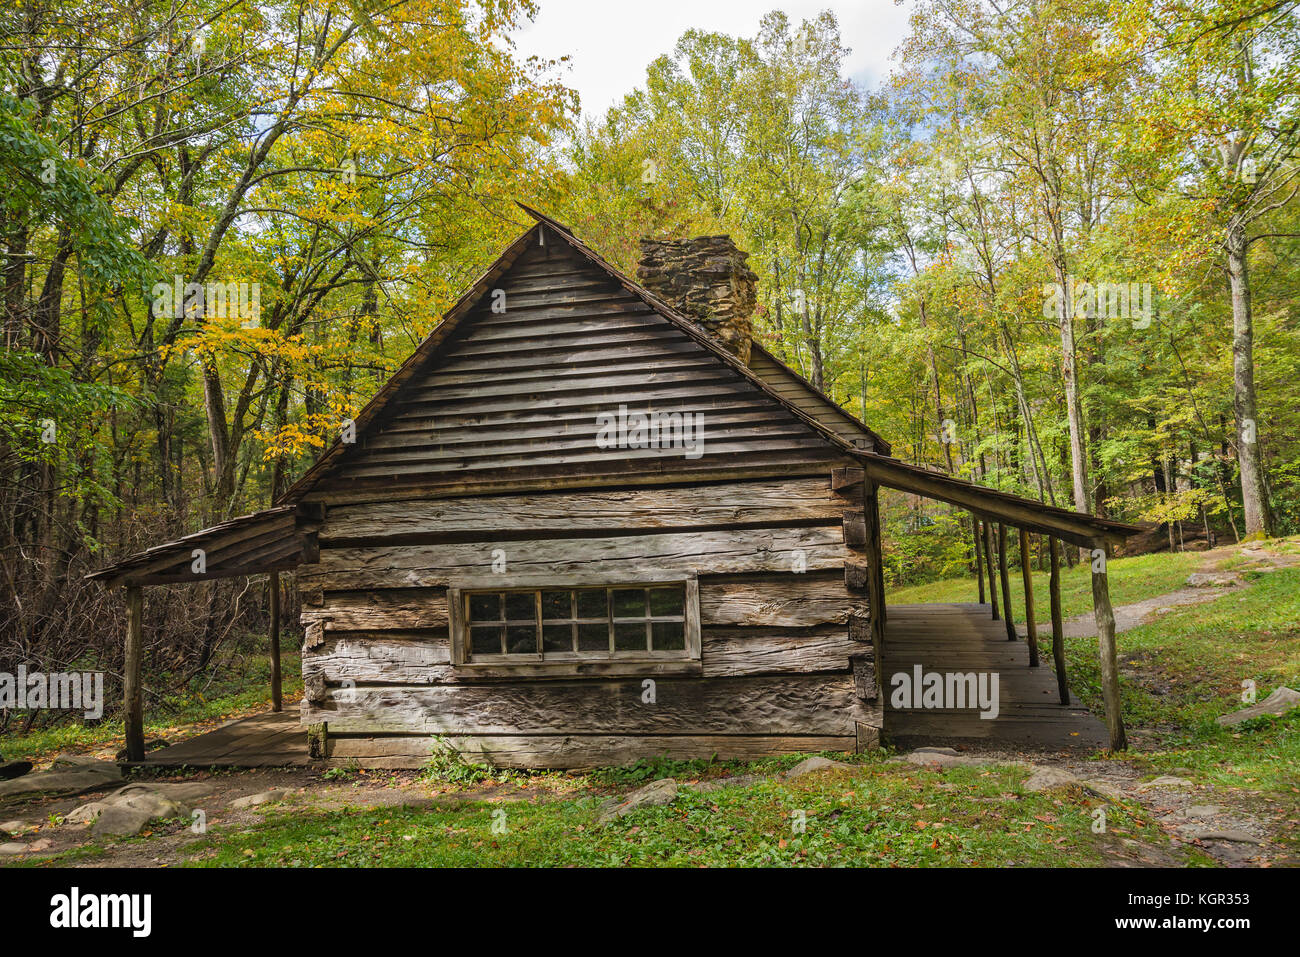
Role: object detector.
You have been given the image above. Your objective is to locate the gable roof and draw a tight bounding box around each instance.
[278,203,885,504]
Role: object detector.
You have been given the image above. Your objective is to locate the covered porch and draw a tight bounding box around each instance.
[839,453,1141,752]
[883,603,1107,749]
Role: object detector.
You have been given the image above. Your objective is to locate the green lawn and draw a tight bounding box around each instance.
[887,548,1206,623]
[181,757,1162,868]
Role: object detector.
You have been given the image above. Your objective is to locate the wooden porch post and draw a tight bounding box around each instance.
[123,584,145,762]
[1018,528,1040,666]
[983,520,1000,620]
[997,523,1015,640]
[1048,536,1070,704]
[865,478,885,628]
[1090,541,1127,751]
[269,571,282,713]
[972,514,986,604]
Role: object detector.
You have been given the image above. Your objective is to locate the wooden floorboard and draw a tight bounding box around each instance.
[128,711,312,768]
[882,602,1108,750]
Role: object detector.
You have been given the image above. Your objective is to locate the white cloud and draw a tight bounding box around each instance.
[510,0,913,119]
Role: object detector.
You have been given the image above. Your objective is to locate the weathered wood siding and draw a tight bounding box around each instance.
[299,475,882,768]
[305,240,852,501]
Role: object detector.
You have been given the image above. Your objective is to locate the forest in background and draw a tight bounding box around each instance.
[2,0,1298,729]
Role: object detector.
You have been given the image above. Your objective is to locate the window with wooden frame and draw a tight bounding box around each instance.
[450,579,701,672]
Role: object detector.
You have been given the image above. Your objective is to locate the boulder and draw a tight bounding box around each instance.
[1216,686,1300,727]
[0,842,28,855]
[0,756,121,803]
[1180,805,1223,820]
[783,756,851,778]
[598,778,679,823]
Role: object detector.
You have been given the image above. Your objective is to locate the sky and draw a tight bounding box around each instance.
[509,0,915,120]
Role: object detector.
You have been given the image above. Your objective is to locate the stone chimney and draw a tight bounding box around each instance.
[636,236,758,365]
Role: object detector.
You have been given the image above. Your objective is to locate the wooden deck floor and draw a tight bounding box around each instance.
[882,602,1107,750]
[131,710,311,768]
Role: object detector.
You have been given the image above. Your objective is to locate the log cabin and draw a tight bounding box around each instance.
[89,204,1141,768]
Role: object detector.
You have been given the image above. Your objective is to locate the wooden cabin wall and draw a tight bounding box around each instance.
[297,474,882,768]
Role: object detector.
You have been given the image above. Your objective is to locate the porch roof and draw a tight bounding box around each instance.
[84,506,317,588]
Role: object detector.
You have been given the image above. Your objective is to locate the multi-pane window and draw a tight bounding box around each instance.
[463,584,690,660]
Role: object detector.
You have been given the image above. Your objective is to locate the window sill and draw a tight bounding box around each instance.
[451,658,702,680]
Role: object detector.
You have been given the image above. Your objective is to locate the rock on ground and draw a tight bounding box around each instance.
[1138,775,1194,791]
[67,781,214,838]
[598,778,679,823]
[902,748,1004,769]
[0,755,121,803]
[1216,686,1300,726]
[229,788,289,809]
[1185,572,1241,587]
[1178,826,1260,844]
[782,756,851,778]
[1023,767,1080,792]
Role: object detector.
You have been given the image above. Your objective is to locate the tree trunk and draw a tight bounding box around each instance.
[1225,222,1273,538]
[1055,263,1091,521]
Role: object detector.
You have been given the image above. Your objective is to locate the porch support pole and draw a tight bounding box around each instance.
[972,513,986,604]
[863,475,883,634]
[269,571,282,713]
[1090,540,1127,751]
[123,584,145,762]
[1049,537,1070,704]
[984,520,1000,620]
[997,523,1015,640]
[864,477,885,628]
[1019,527,1040,666]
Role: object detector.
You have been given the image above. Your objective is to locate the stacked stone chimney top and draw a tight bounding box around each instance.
[636,235,758,365]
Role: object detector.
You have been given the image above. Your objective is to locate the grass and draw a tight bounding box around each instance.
[887,548,1206,622]
[0,647,302,762]
[181,757,1162,868]
[1062,564,1300,801]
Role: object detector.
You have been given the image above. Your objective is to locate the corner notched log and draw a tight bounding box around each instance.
[307,722,328,760]
[851,654,877,701]
[855,722,880,752]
